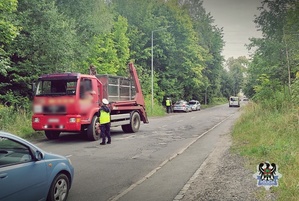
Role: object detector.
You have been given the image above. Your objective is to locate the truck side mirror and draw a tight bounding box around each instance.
[32,82,36,94]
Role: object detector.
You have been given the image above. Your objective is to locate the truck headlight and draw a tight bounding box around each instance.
[69,118,76,123]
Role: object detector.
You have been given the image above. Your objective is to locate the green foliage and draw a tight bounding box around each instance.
[219,68,234,99]
[55,0,114,73]
[0,90,30,108]
[0,104,34,138]
[0,0,81,104]
[252,74,291,111]
[144,95,166,117]
[1,0,227,108]
[0,0,19,75]
[225,56,249,96]
[246,0,299,99]
[86,16,130,75]
[56,0,113,38]
[291,77,299,104]
[111,0,225,104]
[0,0,18,45]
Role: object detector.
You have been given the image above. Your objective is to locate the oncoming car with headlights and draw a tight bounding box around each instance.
[0,131,74,201]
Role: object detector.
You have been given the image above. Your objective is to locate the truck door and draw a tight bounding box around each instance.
[79,78,94,114]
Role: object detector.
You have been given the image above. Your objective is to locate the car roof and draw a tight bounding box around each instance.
[0,130,41,151]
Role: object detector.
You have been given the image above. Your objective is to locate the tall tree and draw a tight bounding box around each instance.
[0,0,18,75]
[247,0,299,99]
[1,0,78,105]
[226,56,248,96]
[55,0,114,72]
[86,16,130,75]
[180,0,225,102]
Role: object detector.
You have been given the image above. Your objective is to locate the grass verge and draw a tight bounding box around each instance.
[0,105,37,138]
[232,101,299,201]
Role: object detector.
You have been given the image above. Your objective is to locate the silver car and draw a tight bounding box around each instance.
[173,100,191,112]
[189,100,201,111]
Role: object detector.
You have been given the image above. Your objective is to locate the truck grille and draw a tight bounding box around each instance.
[43,105,66,114]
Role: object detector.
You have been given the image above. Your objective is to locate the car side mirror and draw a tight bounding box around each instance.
[34,150,43,161]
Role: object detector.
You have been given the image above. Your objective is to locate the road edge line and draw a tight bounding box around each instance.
[108,113,234,201]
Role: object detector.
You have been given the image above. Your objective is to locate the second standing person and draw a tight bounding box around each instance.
[98,98,111,145]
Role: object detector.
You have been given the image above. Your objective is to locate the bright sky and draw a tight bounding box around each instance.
[202,0,263,60]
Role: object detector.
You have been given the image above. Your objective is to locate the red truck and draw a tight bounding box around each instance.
[32,63,149,141]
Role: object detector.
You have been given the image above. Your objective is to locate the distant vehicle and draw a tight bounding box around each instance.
[173,100,191,112]
[0,131,74,201]
[229,96,240,107]
[243,97,249,101]
[188,100,201,111]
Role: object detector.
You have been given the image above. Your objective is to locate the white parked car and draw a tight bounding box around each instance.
[229,96,240,107]
[173,100,191,112]
[188,100,201,111]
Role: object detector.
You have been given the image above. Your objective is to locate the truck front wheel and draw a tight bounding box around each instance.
[45,131,61,140]
[87,115,100,141]
[121,112,140,133]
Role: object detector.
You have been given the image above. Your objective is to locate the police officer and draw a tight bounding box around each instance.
[98,98,111,145]
[165,97,171,113]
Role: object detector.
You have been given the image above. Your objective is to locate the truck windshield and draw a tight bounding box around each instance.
[35,80,77,96]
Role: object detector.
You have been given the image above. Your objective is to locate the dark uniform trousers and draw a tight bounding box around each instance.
[100,123,111,143]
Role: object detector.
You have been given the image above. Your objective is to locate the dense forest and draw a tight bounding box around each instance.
[244,0,299,106]
[0,0,230,108]
[0,0,298,109]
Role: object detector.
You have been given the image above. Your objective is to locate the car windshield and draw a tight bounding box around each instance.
[175,101,185,105]
[35,79,77,96]
[189,101,197,105]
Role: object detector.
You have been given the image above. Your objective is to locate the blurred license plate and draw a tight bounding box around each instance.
[48,118,59,123]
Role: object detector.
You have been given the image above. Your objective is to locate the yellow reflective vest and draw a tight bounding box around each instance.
[166,99,171,106]
[99,110,110,124]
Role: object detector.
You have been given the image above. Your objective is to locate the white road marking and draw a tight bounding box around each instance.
[115,135,136,140]
[108,114,235,201]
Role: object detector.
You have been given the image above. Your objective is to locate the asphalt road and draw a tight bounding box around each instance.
[33,103,243,201]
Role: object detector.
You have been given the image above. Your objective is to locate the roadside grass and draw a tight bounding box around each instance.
[201,97,228,109]
[0,106,36,138]
[144,96,167,117]
[232,101,299,201]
